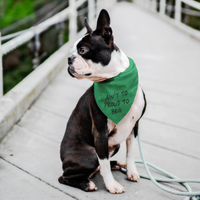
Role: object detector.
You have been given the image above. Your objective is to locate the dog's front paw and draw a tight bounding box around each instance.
[105,180,125,194]
[127,168,140,182]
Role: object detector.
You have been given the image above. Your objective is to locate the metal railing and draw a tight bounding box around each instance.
[134,0,200,40]
[0,0,117,97]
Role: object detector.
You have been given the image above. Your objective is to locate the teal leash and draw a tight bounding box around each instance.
[120,131,200,200]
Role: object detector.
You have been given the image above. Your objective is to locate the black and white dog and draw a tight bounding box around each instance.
[59,9,146,194]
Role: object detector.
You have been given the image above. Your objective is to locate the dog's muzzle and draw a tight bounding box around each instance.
[67,55,92,78]
[68,55,76,77]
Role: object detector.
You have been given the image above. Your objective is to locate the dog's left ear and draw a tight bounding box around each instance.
[96,9,113,44]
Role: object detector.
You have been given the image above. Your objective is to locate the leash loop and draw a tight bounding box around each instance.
[121,130,200,200]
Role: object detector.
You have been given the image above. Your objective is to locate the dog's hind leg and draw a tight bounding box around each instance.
[59,145,99,192]
[58,175,97,192]
[126,121,140,182]
[59,163,98,192]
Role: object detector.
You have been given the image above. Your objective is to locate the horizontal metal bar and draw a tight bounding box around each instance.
[166,5,200,17]
[1,6,70,55]
[1,0,88,56]
[1,29,30,41]
[2,31,35,55]
[34,0,69,25]
[76,0,87,8]
[1,1,59,35]
[182,0,200,11]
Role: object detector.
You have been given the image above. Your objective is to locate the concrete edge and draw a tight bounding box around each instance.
[0,29,86,141]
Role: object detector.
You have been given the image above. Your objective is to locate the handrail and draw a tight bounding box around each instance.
[165,5,200,17]
[0,0,99,97]
[134,0,200,41]
[1,0,100,56]
[1,6,71,55]
[182,0,200,10]
[1,1,60,36]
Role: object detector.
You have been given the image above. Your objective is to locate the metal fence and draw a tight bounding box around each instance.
[0,0,116,97]
[134,0,200,40]
[1,0,199,98]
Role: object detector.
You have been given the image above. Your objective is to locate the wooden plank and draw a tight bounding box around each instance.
[1,125,199,200]
[0,159,74,200]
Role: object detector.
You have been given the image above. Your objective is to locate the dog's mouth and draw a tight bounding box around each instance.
[84,73,92,76]
[68,65,76,78]
[68,65,92,78]
[68,65,107,82]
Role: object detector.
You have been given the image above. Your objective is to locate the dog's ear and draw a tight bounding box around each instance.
[84,17,92,34]
[96,9,113,44]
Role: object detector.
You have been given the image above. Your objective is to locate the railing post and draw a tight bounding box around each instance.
[0,33,3,97]
[159,0,166,16]
[32,33,41,69]
[88,0,95,24]
[69,0,77,41]
[151,0,158,12]
[56,21,65,47]
[175,0,181,23]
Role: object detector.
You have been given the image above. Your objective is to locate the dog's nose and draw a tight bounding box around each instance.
[68,55,75,65]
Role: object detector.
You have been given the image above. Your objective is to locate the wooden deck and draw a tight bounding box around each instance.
[0,2,200,199]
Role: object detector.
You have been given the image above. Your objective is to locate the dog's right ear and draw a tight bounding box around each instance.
[95,9,113,45]
[84,17,92,34]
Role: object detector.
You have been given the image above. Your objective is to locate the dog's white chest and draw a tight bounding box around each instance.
[107,85,144,147]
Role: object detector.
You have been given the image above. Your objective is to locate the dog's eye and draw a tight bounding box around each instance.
[79,47,88,55]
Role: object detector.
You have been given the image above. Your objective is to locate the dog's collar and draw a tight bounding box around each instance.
[94,57,138,124]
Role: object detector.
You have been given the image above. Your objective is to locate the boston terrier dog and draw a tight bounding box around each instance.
[59,9,146,194]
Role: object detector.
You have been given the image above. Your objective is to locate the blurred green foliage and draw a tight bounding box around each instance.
[0,0,55,30]
[0,0,34,29]
[1,0,68,94]
[3,44,33,94]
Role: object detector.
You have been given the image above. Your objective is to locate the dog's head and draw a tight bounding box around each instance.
[68,9,129,82]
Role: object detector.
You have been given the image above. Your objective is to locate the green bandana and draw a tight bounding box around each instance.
[94,57,138,124]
